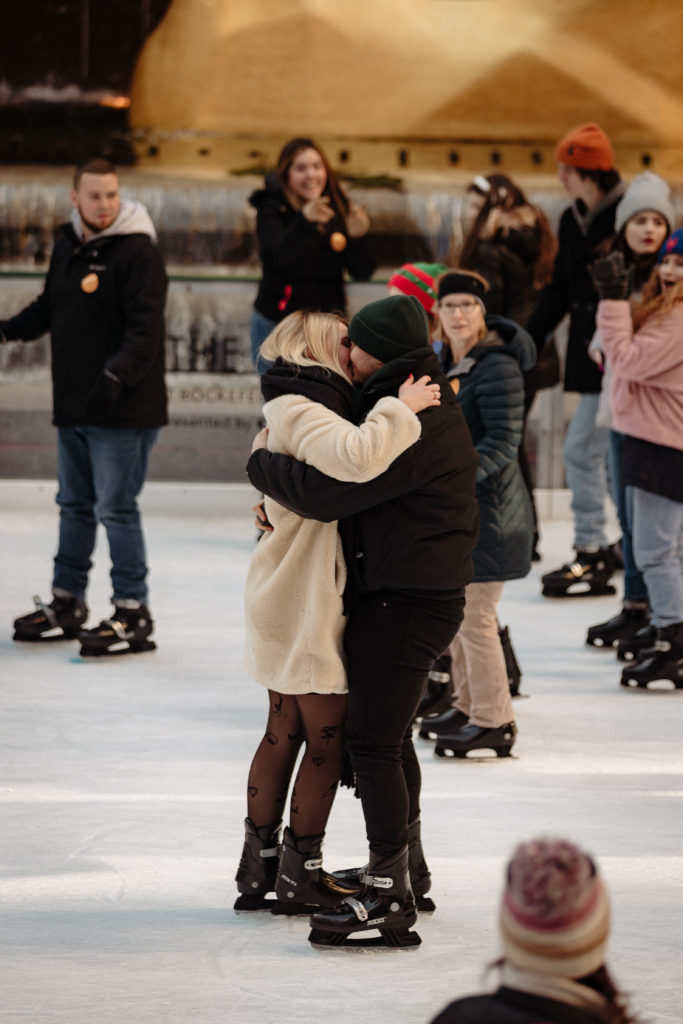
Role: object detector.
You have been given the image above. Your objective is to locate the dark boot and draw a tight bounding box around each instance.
[499,623,522,697]
[586,603,649,649]
[616,623,657,662]
[272,828,362,916]
[418,706,468,740]
[435,721,517,759]
[13,593,88,642]
[309,846,420,950]
[234,817,281,912]
[414,654,453,721]
[541,548,617,598]
[620,623,683,690]
[79,602,155,657]
[407,817,435,913]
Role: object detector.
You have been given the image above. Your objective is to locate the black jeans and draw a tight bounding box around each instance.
[343,590,465,859]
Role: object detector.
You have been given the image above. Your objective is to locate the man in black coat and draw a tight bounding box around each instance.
[525,123,625,596]
[247,295,479,948]
[1,158,168,656]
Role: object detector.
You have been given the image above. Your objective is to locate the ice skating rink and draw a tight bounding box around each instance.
[1,480,681,1024]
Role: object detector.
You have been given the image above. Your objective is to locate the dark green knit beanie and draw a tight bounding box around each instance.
[349,295,430,363]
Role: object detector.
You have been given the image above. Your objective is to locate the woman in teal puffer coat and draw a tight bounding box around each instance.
[424,269,535,760]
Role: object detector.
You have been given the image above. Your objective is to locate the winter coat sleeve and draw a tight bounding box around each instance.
[597,300,683,387]
[105,240,167,387]
[472,354,525,484]
[263,394,421,482]
[0,273,53,342]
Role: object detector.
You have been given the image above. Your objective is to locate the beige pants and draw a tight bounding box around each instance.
[449,580,514,728]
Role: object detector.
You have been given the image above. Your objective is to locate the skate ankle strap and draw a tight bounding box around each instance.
[342,896,369,922]
[259,845,280,859]
[304,856,323,871]
[360,871,393,889]
[33,595,58,628]
[654,639,671,652]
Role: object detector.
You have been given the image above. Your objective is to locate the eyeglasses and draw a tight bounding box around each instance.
[439,299,480,314]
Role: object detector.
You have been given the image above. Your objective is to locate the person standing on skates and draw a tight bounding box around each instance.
[2,159,167,657]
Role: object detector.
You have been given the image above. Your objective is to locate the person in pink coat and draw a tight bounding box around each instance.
[592,229,683,690]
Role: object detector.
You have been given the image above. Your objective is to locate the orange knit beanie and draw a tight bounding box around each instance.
[555,123,614,171]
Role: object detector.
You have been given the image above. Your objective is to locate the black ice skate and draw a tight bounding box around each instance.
[79,603,156,657]
[309,847,420,951]
[418,707,468,741]
[234,817,281,912]
[586,604,649,649]
[414,654,453,722]
[541,548,617,598]
[13,593,88,642]
[435,721,517,759]
[620,623,683,690]
[616,623,657,662]
[271,828,362,916]
[330,817,436,914]
[499,623,523,696]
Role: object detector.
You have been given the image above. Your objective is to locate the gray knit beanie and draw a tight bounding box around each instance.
[615,172,675,233]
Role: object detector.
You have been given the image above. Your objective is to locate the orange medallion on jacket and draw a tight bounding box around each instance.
[81,273,99,293]
[329,231,347,252]
[450,378,460,395]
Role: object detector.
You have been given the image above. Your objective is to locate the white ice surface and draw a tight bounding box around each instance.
[1,481,681,1024]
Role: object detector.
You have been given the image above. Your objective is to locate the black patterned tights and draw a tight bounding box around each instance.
[246,689,348,838]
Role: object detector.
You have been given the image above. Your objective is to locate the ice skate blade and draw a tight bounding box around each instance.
[13,629,77,643]
[543,583,616,598]
[308,927,421,951]
[620,676,683,691]
[434,745,514,760]
[79,639,157,658]
[234,893,277,913]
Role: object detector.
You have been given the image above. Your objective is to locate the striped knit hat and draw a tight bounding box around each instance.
[499,837,610,979]
[388,262,447,313]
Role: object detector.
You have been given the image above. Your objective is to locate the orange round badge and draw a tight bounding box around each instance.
[81,273,99,293]
[329,231,347,253]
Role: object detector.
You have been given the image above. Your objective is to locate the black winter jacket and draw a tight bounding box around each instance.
[247,348,479,607]
[0,222,168,429]
[250,177,376,322]
[446,316,535,582]
[431,986,610,1024]
[525,184,624,394]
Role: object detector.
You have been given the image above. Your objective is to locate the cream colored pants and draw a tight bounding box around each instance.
[449,580,514,728]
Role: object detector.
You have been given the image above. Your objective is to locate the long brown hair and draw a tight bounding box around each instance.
[460,173,557,290]
[631,269,683,331]
[275,137,349,222]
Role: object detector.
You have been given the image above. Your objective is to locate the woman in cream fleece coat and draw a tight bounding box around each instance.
[235,309,440,914]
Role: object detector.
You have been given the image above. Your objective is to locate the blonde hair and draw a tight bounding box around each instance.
[260,311,349,379]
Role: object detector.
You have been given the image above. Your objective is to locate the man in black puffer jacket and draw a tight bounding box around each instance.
[247,295,479,949]
[2,158,167,656]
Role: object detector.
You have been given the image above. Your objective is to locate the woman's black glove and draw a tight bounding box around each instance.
[589,251,634,300]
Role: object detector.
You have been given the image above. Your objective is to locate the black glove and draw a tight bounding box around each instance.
[85,369,123,417]
[589,251,634,300]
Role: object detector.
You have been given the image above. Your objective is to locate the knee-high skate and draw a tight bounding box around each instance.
[541,548,617,598]
[499,623,523,696]
[271,828,362,916]
[234,817,282,912]
[13,593,88,642]
[309,846,420,951]
[620,623,683,690]
[414,655,453,722]
[79,603,156,656]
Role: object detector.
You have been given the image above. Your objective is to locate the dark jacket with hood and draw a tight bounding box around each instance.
[525,183,624,394]
[247,347,480,609]
[431,986,611,1024]
[0,200,168,429]
[249,174,376,322]
[444,314,535,582]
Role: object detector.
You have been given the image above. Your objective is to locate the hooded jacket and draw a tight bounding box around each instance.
[249,175,376,322]
[431,986,611,1024]
[445,315,535,582]
[0,199,168,429]
[246,348,480,608]
[525,183,625,394]
[243,361,422,694]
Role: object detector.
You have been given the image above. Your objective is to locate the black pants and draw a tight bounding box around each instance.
[343,590,465,859]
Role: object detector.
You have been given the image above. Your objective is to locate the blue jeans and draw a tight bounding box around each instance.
[249,309,277,375]
[563,393,611,549]
[608,431,648,603]
[630,486,683,627]
[53,426,159,604]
